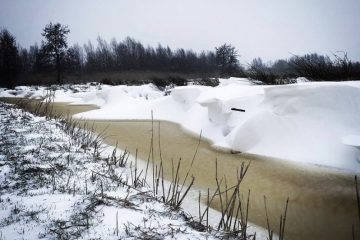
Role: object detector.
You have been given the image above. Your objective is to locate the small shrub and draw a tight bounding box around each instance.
[194,78,219,87]
[168,76,187,86]
[151,77,169,90]
[247,68,278,85]
[101,78,116,86]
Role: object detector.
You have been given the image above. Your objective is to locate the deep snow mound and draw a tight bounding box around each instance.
[226,83,360,170]
[2,78,360,171]
[71,80,360,171]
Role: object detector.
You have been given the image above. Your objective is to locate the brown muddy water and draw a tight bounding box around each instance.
[1,98,358,240]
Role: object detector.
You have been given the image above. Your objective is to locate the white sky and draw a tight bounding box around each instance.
[1,0,359,63]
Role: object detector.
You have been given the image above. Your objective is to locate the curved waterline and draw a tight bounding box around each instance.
[1,98,357,240]
[79,119,356,240]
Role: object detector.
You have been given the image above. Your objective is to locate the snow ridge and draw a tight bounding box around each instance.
[2,78,360,171]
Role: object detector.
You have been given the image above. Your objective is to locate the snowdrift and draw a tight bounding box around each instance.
[2,78,360,171]
[226,83,360,170]
[70,79,360,171]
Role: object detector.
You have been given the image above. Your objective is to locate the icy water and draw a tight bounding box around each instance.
[80,120,357,240]
[1,98,357,240]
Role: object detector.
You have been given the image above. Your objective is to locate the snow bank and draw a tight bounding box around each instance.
[82,79,360,171]
[2,78,360,171]
[0,86,44,99]
[0,83,106,102]
[227,83,360,170]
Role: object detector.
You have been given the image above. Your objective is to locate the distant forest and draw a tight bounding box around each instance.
[1,22,360,88]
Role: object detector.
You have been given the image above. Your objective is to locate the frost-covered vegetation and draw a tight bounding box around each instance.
[2,101,286,239]
[0,102,223,239]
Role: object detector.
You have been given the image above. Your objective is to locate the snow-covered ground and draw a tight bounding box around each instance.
[0,103,226,240]
[1,78,360,171]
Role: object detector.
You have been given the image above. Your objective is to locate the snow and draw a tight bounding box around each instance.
[0,83,106,102]
[0,102,226,240]
[69,79,360,171]
[1,78,360,171]
[342,134,360,163]
[342,135,360,148]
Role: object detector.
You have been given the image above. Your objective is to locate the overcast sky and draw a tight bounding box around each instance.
[1,0,359,63]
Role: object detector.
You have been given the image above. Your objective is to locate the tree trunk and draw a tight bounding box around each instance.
[56,54,61,84]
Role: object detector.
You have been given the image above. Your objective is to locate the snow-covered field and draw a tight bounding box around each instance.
[0,103,223,240]
[1,78,360,171]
